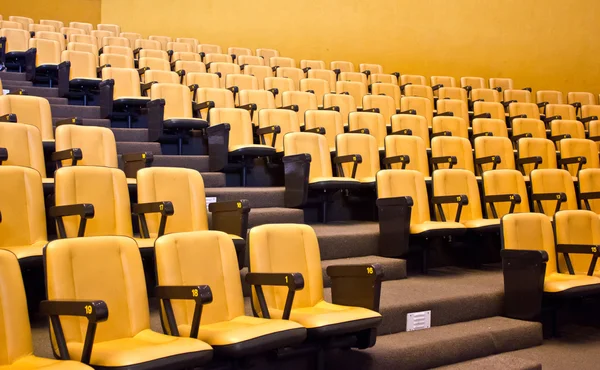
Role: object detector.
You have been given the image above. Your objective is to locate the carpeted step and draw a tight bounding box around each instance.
[152,155,210,172]
[326,317,542,370]
[205,187,286,208]
[45,97,68,105]
[116,142,162,155]
[321,256,407,287]
[0,71,28,81]
[111,128,148,142]
[3,85,59,97]
[198,172,226,187]
[51,105,103,119]
[434,353,542,370]
[53,117,111,128]
[247,207,305,228]
[1,80,32,87]
[311,221,380,261]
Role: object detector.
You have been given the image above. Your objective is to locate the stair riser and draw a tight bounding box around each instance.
[51,105,103,119]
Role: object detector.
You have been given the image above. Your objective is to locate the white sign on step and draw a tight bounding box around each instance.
[406,310,431,331]
[206,197,217,211]
[2,89,8,95]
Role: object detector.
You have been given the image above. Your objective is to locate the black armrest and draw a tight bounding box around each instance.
[227,86,239,94]
[51,148,82,167]
[349,128,370,134]
[327,264,384,311]
[362,70,371,76]
[257,125,281,147]
[475,155,502,174]
[510,132,532,143]
[305,126,326,134]
[279,104,299,112]
[137,66,149,76]
[333,154,363,178]
[55,117,82,127]
[0,114,17,122]
[140,81,156,96]
[122,152,154,178]
[302,67,311,73]
[156,285,212,338]
[473,113,492,119]
[431,194,469,222]
[398,109,416,115]
[238,103,257,121]
[581,191,600,211]
[543,115,561,125]
[484,194,521,218]
[522,87,532,92]
[431,130,452,138]
[549,133,571,143]
[7,89,27,95]
[49,204,95,238]
[472,132,493,140]
[555,244,600,276]
[431,155,457,170]
[96,64,110,76]
[390,128,412,136]
[531,192,567,215]
[400,82,411,93]
[502,100,517,109]
[391,72,400,79]
[246,272,304,320]
[359,108,380,113]
[516,156,542,175]
[0,148,7,163]
[579,116,598,124]
[132,201,174,238]
[40,300,108,364]
[382,155,410,169]
[590,136,600,142]
[493,87,503,92]
[195,100,216,111]
[559,156,586,176]
[435,111,454,117]
[268,88,279,96]
[333,68,341,76]
[432,84,444,91]
[537,102,548,109]
[320,105,340,112]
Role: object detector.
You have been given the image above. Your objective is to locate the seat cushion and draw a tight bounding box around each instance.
[544,272,600,294]
[229,144,276,157]
[163,118,208,130]
[0,355,92,370]
[309,177,361,190]
[177,316,305,358]
[69,78,102,88]
[67,329,212,367]
[1,240,47,260]
[462,218,500,230]
[114,97,151,107]
[410,221,467,236]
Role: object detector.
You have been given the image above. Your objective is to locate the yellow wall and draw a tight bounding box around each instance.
[102,0,600,94]
[1,0,101,26]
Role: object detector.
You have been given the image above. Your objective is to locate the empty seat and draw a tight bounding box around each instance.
[363,94,396,126]
[370,73,398,85]
[331,60,354,73]
[0,28,35,78]
[134,38,162,51]
[36,31,66,50]
[167,41,192,54]
[103,37,130,48]
[504,89,533,104]
[335,133,379,184]
[40,19,64,32]
[568,91,596,108]
[69,21,93,34]
[508,102,542,124]
[282,91,317,127]
[432,115,468,139]
[474,136,515,174]
[188,73,221,90]
[256,48,279,60]
[559,138,598,177]
[139,49,169,61]
[97,23,121,35]
[579,168,600,214]
[225,73,259,104]
[401,96,433,127]
[102,67,151,127]
[371,82,401,109]
[339,71,368,86]
[438,87,468,105]
[472,118,508,138]
[348,112,387,151]
[174,61,206,84]
[537,90,564,109]
[120,32,142,49]
[29,38,65,87]
[70,34,98,49]
[404,84,434,105]
[0,94,56,141]
[228,46,252,62]
[305,109,344,152]
[242,64,272,90]
[359,63,383,75]
[66,41,98,64]
[489,78,514,92]
[546,104,577,121]
[384,135,430,177]
[61,50,105,105]
[102,45,134,58]
[60,27,85,41]
[390,114,431,149]
[431,136,474,173]
[300,78,329,106]
[239,89,276,124]
[237,55,265,67]
[270,56,296,68]
[308,69,336,92]
[198,43,222,58]
[400,74,427,91]
[530,169,578,217]
[0,121,47,177]
[29,23,54,34]
[471,88,502,103]
[300,59,326,70]
[554,210,600,276]
[512,118,546,140]
[0,21,21,30]
[265,76,296,107]
[91,30,114,47]
[276,67,304,90]
[516,138,557,177]
[195,87,235,118]
[550,120,585,150]
[436,99,469,124]
[431,76,457,91]
[176,37,199,51]
[258,108,300,152]
[473,101,505,121]
[149,35,172,51]
[461,76,486,90]
[482,169,530,219]
[323,93,356,128]
[209,62,241,88]
[140,57,174,76]
[100,53,134,69]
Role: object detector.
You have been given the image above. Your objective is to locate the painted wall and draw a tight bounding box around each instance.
[1,0,101,26]
[101,0,600,94]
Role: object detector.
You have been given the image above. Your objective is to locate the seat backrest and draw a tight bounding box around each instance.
[98,24,121,36]
[501,212,559,275]
[377,169,432,224]
[438,87,468,104]
[489,78,513,91]
[348,112,386,149]
[404,85,434,105]
[461,76,486,89]
[530,169,578,216]
[560,139,598,176]
[100,53,134,69]
[401,96,433,127]
[307,69,336,92]
[102,45,133,58]
[363,94,395,125]
[431,136,474,172]
[0,249,35,365]
[40,19,64,32]
[431,76,457,89]
[509,102,540,120]
[436,99,469,125]
[60,27,85,41]
[401,74,427,86]
[151,83,193,119]
[210,62,241,88]
[198,44,222,55]
[0,28,30,52]
[371,82,401,109]
[139,48,169,60]
[205,53,234,64]
[55,125,118,168]
[390,114,430,148]
[256,48,279,60]
[260,108,300,152]
[0,20,24,30]
[103,36,129,48]
[249,224,325,316]
[300,60,326,70]
[55,166,133,238]
[139,56,171,72]
[196,87,234,110]
[239,90,275,123]
[237,55,264,67]
[471,88,501,103]
[474,136,515,172]
[225,74,258,93]
[554,210,600,275]
[188,72,221,89]
[433,169,483,221]
[338,72,368,86]
[242,65,273,90]
[36,31,66,50]
[66,42,98,67]
[512,118,546,139]
[137,167,208,235]
[120,32,142,48]
[323,93,355,126]
[384,134,429,176]
[61,50,97,79]
[483,169,530,217]
[370,74,397,85]
[304,110,344,152]
[568,92,596,106]
[210,108,254,149]
[69,21,93,34]
[579,168,600,214]
[331,61,354,73]
[433,115,469,139]
[29,38,61,66]
[299,78,328,106]
[283,132,332,180]
[91,30,114,47]
[270,57,296,68]
[504,89,532,104]
[0,95,54,140]
[472,118,508,138]
[167,41,191,53]
[517,138,557,176]
[45,236,150,344]
[134,38,162,51]
[473,101,505,120]
[335,133,379,180]
[174,61,206,78]
[155,231,245,328]
[176,37,198,50]
[29,24,55,34]
[149,35,172,51]
[228,46,252,58]
[0,166,47,251]
[546,104,576,120]
[102,67,142,99]
[282,91,317,126]
[551,120,585,140]
[276,67,304,90]
[0,122,46,176]
[265,77,296,107]
[537,90,564,105]
[145,70,179,85]
[359,63,383,74]
[70,34,98,49]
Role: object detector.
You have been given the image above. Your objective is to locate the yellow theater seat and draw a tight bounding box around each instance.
[512,118,546,141]
[461,76,486,90]
[331,60,354,74]
[404,84,434,106]
[266,76,296,107]
[36,31,66,51]
[209,62,241,88]
[363,94,397,127]
[301,59,326,71]
[304,109,344,152]
[384,135,430,178]
[299,78,329,107]
[242,65,272,90]
[504,89,533,104]
[100,53,134,69]
[530,169,578,218]
[371,82,401,109]
[120,32,142,49]
[98,24,121,36]
[0,28,35,79]
[489,77,514,92]
[0,249,93,370]
[149,35,172,51]
[282,91,317,127]
[431,76,457,91]
[40,20,65,33]
[335,133,379,185]
[155,231,306,358]
[431,136,475,173]
[276,67,304,90]
[437,99,469,124]
[554,210,600,277]
[308,69,336,93]
[323,93,356,128]
[474,136,515,174]
[0,122,47,180]
[401,96,433,127]
[559,138,598,177]
[248,224,382,345]
[546,103,577,121]
[432,115,469,140]
[61,50,106,106]
[336,80,366,110]
[473,101,504,121]
[471,88,501,103]
[579,168,600,214]
[482,169,530,219]
[348,111,386,152]
[439,87,469,105]
[102,67,151,128]
[390,114,431,149]
[258,108,301,153]
[256,48,279,60]
[516,138,557,177]
[43,236,213,368]
[550,120,585,150]
[0,94,57,142]
[472,118,508,138]
[102,37,130,48]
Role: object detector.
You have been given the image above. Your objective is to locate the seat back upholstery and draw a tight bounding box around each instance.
[472,118,508,138]
[530,169,578,216]
[473,101,505,120]
[36,31,66,50]
[579,169,600,213]
[61,27,85,41]
[283,132,333,180]
[249,224,325,316]
[362,94,396,125]
[137,167,208,236]
[225,74,259,93]
[461,76,486,89]
[29,38,61,66]
[45,236,150,345]
[377,169,432,224]
[69,22,93,34]
[282,91,317,126]
[0,249,34,365]
[55,125,118,168]
[239,90,275,123]
[474,136,515,172]
[243,65,273,90]
[188,73,221,89]
[471,89,501,103]
[102,67,142,99]
[390,114,430,148]
[139,56,170,71]
[229,46,252,58]
[145,69,179,85]
[61,50,97,79]
[150,83,193,119]
[196,88,234,110]
[359,63,383,74]
[0,95,54,140]
[134,39,162,51]
[155,231,245,328]
[501,212,558,275]
[404,85,434,104]
[29,25,53,34]
[554,210,600,274]
[276,67,304,90]
[307,69,336,92]
[509,103,540,120]
[91,30,114,47]
[265,77,296,107]
[204,53,232,64]
[139,49,170,61]
[336,81,367,109]
[0,122,46,176]
[299,78,328,106]
[489,78,514,91]
[103,37,129,48]
[432,116,469,139]
[482,169,530,217]
[568,92,596,106]
[400,74,427,86]
[370,74,397,85]
[304,110,344,152]
[176,37,199,50]
[537,90,564,105]
[167,42,192,53]
[261,109,300,152]
[172,51,201,63]
[149,35,172,51]
[517,138,557,176]
[54,166,133,238]
[210,108,254,148]
[174,61,206,76]
[512,118,546,139]
[551,120,585,141]
[210,62,241,88]
[384,135,429,176]
[433,169,483,221]
[401,96,433,127]
[102,45,133,57]
[0,166,47,251]
[301,60,326,70]
[120,32,142,48]
[100,53,134,69]
[431,76,457,89]
[323,93,355,126]
[198,44,222,55]
[70,34,97,49]
[546,104,576,120]
[338,72,368,86]
[431,136,474,172]
[335,133,379,180]
[504,89,532,104]
[348,112,386,149]
[98,24,121,36]
[256,48,279,60]
[40,19,65,32]
[371,83,401,109]
[438,87,468,104]
[66,42,98,67]
[331,61,354,73]
[0,28,30,52]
